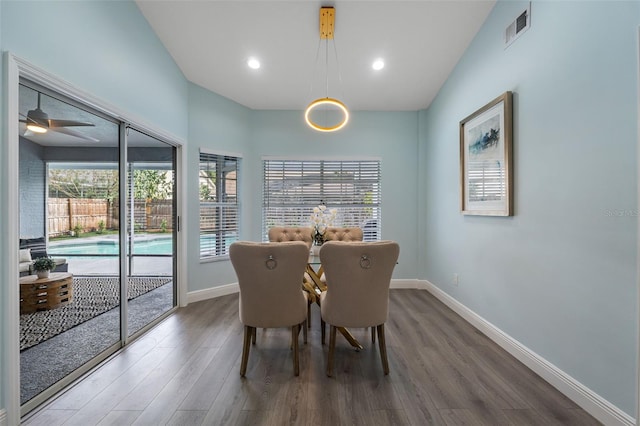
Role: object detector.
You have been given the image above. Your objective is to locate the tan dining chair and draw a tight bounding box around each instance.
[268,226,316,327]
[314,226,365,341]
[317,226,363,279]
[322,227,363,242]
[268,226,313,249]
[319,240,400,377]
[229,241,309,377]
[318,227,363,282]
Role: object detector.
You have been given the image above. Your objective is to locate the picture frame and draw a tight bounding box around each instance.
[460,91,513,216]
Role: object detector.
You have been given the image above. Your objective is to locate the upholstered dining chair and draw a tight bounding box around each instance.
[268,226,315,327]
[268,226,313,249]
[229,241,309,377]
[319,240,400,377]
[318,227,363,282]
[320,227,363,279]
[314,227,365,341]
[322,227,363,242]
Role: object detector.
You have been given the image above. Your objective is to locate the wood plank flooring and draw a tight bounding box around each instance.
[22,289,601,425]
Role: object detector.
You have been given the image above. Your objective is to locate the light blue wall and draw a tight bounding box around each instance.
[186,90,420,290]
[1,0,189,418]
[1,0,188,140]
[420,0,638,416]
[247,110,420,281]
[187,83,252,291]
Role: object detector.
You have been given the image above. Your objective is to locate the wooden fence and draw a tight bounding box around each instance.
[48,198,172,237]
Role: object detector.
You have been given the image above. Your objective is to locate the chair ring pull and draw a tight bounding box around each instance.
[359,254,371,269]
[266,255,277,270]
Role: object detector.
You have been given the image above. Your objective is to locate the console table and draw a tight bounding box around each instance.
[19,272,73,314]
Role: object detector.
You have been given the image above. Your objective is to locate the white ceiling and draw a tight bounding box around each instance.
[135,0,496,111]
[19,0,496,147]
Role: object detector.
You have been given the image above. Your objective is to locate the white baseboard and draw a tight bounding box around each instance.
[0,409,6,426]
[187,282,239,304]
[390,278,429,290]
[422,280,635,426]
[188,279,424,304]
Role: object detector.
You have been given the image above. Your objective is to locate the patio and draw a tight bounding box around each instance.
[20,235,175,405]
[20,280,174,404]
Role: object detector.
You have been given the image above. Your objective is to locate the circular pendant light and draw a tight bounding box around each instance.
[305,7,349,133]
[304,97,349,132]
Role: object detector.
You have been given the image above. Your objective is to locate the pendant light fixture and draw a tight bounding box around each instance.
[305,7,349,132]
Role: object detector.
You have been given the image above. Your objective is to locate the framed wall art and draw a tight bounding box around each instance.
[460,91,513,216]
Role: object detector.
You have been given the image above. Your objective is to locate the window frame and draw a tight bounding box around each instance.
[262,157,381,242]
[199,149,241,262]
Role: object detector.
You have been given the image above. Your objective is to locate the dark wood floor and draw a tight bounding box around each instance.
[23,289,601,425]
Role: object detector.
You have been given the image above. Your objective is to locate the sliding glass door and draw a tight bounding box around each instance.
[126,128,177,337]
[18,80,178,413]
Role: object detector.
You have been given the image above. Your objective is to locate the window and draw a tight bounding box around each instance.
[199,151,240,260]
[263,159,381,241]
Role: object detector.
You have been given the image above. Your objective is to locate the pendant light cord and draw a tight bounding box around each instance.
[325,39,329,99]
[306,12,345,102]
[331,38,345,101]
[307,38,323,102]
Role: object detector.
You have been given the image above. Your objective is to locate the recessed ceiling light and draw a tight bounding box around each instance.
[372,59,385,71]
[247,57,260,70]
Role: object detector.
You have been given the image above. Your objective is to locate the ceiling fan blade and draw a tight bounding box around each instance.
[48,119,95,128]
[50,126,100,142]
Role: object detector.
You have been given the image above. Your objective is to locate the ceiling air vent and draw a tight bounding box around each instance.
[505,3,531,48]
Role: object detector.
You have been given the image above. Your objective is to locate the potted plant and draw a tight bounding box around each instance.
[32,256,56,279]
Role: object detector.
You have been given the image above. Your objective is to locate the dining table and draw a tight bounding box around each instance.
[304,254,364,350]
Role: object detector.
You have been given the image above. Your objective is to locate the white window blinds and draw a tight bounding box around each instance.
[262,159,381,241]
[199,152,240,259]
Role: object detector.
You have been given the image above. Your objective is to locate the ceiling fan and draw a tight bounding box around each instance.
[19,92,99,142]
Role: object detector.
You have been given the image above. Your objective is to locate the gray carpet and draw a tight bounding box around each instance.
[20,278,174,405]
[20,276,171,351]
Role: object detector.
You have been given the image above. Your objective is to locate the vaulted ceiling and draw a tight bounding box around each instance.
[19,1,497,147]
[135,1,496,111]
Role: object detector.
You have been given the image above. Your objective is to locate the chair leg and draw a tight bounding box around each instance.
[296,320,308,345]
[292,324,300,376]
[240,325,253,377]
[303,319,308,344]
[307,300,312,328]
[377,324,389,375]
[321,318,326,345]
[326,325,337,377]
[371,327,376,344]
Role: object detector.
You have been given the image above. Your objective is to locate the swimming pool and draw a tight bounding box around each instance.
[50,236,173,256]
[49,234,236,257]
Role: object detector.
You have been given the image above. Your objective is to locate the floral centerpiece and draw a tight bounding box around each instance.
[310,204,337,246]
